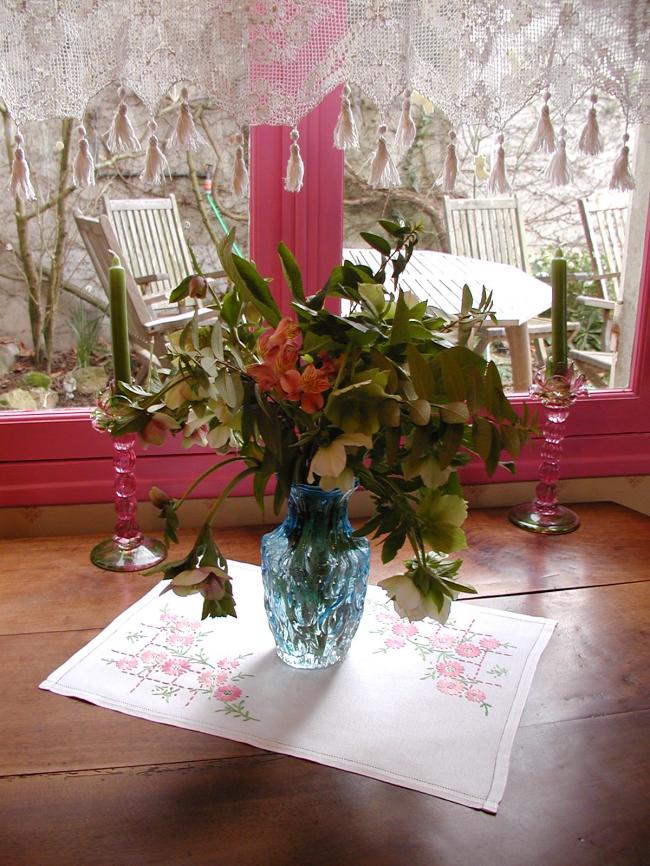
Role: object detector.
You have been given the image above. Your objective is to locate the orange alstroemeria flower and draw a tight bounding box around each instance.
[247,361,280,392]
[280,364,331,413]
[257,317,302,363]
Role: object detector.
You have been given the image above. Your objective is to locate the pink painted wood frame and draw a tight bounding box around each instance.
[1,96,649,508]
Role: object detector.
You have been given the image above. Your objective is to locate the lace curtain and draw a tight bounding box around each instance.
[1,0,647,126]
[0,0,648,195]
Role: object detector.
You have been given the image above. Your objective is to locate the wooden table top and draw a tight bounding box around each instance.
[2,502,649,866]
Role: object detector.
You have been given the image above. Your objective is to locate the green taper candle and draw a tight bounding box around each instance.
[109,253,132,386]
[551,248,568,375]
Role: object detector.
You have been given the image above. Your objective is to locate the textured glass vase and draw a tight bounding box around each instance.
[261,483,371,669]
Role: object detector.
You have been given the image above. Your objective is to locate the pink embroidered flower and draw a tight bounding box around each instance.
[457,642,481,658]
[479,636,500,651]
[214,684,242,702]
[429,633,456,649]
[217,657,240,670]
[436,659,465,678]
[384,636,406,649]
[172,617,200,632]
[392,622,418,637]
[161,658,192,676]
[465,687,487,703]
[140,649,169,666]
[198,671,217,687]
[375,611,396,623]
[116,656,138,672]
[436,679,464,696]
[168,633,194,648]
[215,670,229,684]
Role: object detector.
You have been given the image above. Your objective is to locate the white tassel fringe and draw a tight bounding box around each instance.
[531,91,555,154]
[73,125,95,189]
[441,130,458,193]
[545,127,572,186]
[106,87,141,153]
[9,133,36,201]
[169,87,205,152]
[368,124,400,189]
[578,94,603,156]
[609,133,636,191]
[487,133,511,195]
[284,129,304,193]
[333,84,359,150]
[394,95,416,153]
[231,132,249,198]
[140,121,169,186]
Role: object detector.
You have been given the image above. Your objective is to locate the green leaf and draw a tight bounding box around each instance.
[437,351,466,402]
[169,275,192,303]
[231,255,281,327]
[389,290,410,345]
[382,527,407,564]
[501,424,521,458]
[278,242,305,303]
[378,219,403,237]
[359,231,391,256]
[472,417,493,461]
[406,344,435,399]
[220,290,241,328]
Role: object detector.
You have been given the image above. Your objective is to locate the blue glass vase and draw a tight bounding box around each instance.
[261,483,371,669]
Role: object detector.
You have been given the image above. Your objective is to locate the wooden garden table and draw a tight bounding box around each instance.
[1,502,649,866]
[345,248,553,392]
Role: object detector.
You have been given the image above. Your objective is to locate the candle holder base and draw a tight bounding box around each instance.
[90,536,167,572]
[508,502,580,535]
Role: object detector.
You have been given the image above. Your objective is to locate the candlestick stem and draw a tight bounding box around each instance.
[509,365,587,534]
[90,434,166,571]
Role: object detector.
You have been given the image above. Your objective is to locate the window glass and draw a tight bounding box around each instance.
[0,88,249,413]
[342,86,648,393]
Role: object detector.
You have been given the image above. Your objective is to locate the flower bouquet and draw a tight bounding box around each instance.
[95,219,532,658]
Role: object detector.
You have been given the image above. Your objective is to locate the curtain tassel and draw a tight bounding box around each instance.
[578,94,603,156]
[530,91,555,154]
[368,124,400,189]
[487,133,511,195]
[441,130,458,193]
[9,132,36,201]
[72,125,95,189]
[106,86,141,153]
[609,133,636,191]
[231,132,249,198]
[284,129,304,193]
[169,87,205,152]
[545,127,572,186]
[140,121,169,186]
[394,94,416,152]
[333,84,359,150]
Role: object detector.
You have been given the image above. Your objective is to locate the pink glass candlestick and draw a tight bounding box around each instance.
[509,365,587,535]
[90,433,166,572]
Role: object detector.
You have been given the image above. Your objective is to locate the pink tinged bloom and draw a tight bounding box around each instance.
[214,684,242,702]
[140,649,169,666]
[457,642,481,658]
[479,636,500,651]
[116,657,138,672]
[384,636,406,649]
[392,622,418,637]
[139,412,177,447]
[161,658,192,676]
[436,679,465,696]
[465,687,487,703]
[436,659,465,678]
[429,633,456,649]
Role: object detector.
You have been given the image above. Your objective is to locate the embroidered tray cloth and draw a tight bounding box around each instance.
[41,560,556,813]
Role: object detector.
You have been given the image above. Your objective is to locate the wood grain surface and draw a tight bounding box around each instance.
[1,502,649,866]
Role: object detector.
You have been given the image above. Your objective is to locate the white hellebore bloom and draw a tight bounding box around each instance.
[379,574,457,624]
[308,433,372,490]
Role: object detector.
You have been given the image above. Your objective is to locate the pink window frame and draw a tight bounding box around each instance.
[1,89,650,508]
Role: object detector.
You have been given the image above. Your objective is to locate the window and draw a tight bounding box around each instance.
[1,91,649,508]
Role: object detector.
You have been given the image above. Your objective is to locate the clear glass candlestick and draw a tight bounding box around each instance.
[90,434,167,572]
[509,365,588,535]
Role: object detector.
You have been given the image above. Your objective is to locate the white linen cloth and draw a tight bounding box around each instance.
[40,560,555,813]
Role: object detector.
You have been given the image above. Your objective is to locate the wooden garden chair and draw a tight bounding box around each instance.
[74,211,218,364]
[443,196,580,370]
[101,194,226,301]
[568,194,630,386]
